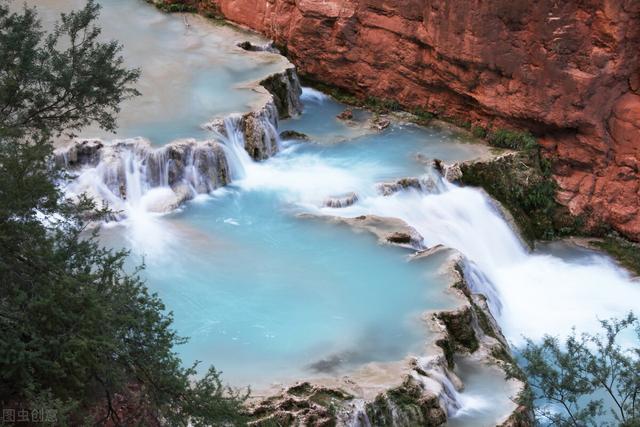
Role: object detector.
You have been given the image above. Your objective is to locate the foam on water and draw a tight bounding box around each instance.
[445,357,517,426]
[300,87,330,103]
[327,184,640,345]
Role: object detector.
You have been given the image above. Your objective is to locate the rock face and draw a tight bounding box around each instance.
[165,0,640,240]
[323,192,359,208]
[259,66,303,120]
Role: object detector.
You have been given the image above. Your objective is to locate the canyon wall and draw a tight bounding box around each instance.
[166,0,639,240]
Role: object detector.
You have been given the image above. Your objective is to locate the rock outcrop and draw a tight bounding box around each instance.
[323,192,359,208]
[160,0,640,240]
[259,66,303,120]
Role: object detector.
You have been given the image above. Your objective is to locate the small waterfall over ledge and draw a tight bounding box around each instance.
[57,138,230,216]
[55,65,301,218]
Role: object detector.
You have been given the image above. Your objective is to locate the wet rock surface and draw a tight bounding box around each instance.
[55,63,303,213]
[323,192,359,208]
[259,66,303,120]
[336,108,353,121]
[55,138,230,211]
[377,177,438,197]
[237,40,279,53]
[279,130,310,141]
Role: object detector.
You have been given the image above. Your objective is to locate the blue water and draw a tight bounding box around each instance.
[101,90,491,387]
[34,1,639,425]
[119,188,457,386]
[31,0,288,145]
[33,0,490,388]
[281,93,488,165]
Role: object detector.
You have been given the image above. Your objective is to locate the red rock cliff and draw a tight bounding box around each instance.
[168,0,640,240]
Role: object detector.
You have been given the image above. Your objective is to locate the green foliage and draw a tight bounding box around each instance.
[460,148,569,242]
[408,107,436,126]
[155,2,198,13]
[364,96,401,113]
[0,1,139,139]
[519,313,640,426]
[592,235,640,277]
[459,130,589,242]
[488,128,537,150]
[0,2,247,425]
[471,125,488,139]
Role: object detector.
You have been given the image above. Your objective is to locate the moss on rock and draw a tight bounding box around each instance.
[591,234,640,276]
[435,307,480,354]
[365,378,447,427]
[459,147,584,243]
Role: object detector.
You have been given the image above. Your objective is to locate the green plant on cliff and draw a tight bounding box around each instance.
[0,2,247,425]
[460,129,581,242]
[487,128,537,150]
[591,235,640,277]
[146,0,223,21]
[519,313,639,427]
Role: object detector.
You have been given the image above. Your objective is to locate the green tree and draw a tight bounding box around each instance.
[0,1,248,425]
[519,313,639,426]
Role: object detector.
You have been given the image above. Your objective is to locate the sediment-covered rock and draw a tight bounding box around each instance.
[237,40,279,53]
[240,103,280,160]
[364,377,447,427]
[301,213,425,249]
[377,176,439,196]
[250,383,352,426]
[204,100,283,161]
[279,130,309,141]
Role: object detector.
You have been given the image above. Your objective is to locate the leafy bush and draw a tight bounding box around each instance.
[471,125,488,139]
[592,235,640,276]
[519,313,640,426]
[488,129,538,150]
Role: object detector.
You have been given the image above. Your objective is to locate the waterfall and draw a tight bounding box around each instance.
[301,87,329,103]
[56,96,286,219]
[346,400,372,427]
[58,138,230,218]
[332,175,640,344]
[55,59,301,220]
[425,368,463,416]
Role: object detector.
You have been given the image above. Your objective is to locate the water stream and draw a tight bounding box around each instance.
[33,1,640,425]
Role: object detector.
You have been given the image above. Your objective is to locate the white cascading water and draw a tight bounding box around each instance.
[202,111,640,347]
[60,137,232,254]
[58,77,639,422]
[216,114,252,179]
[330,176,640,345]
[300,87,330,103]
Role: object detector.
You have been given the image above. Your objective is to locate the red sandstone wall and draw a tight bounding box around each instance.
[176,0,640,240]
